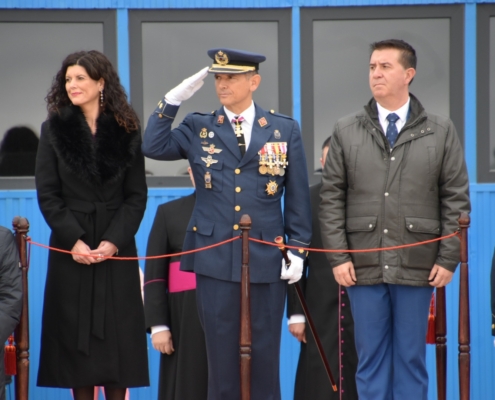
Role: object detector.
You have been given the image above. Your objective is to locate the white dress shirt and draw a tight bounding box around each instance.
[223,101,256,150]
[376,97,411,142]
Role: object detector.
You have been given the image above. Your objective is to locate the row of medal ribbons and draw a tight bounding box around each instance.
[258,142,288,176]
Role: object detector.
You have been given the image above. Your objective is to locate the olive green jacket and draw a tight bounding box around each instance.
[319,94,470,287]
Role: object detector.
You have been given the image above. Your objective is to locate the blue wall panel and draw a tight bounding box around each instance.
[0,184,493,399]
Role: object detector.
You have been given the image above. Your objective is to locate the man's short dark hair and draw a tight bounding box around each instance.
[370,39,417,70]
[322,135,332,150]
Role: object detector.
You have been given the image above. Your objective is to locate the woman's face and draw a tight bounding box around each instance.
[65,65,104,110]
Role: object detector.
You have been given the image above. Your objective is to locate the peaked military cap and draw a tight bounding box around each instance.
[207,48,266,74]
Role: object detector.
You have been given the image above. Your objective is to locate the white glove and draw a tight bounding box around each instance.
[165,66,209,106]
[280,251,304,284]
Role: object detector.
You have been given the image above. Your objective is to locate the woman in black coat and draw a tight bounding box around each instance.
[35,50,149,400]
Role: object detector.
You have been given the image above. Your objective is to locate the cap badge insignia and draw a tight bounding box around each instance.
[199,128,208,138]
[215,51,229,66]
[274,129,281,139]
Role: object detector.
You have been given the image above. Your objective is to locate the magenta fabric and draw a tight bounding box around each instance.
[168,261,196,292]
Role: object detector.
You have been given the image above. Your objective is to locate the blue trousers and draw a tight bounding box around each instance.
[347,284,434,400]
[196,274,286,400]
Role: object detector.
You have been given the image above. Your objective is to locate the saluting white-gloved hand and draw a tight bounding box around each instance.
[165,66,209,106]
[280,251,304,284]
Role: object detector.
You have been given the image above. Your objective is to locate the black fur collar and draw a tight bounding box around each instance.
[49,106,140,184]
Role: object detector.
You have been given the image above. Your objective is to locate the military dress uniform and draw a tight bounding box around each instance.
[142,49,311,400]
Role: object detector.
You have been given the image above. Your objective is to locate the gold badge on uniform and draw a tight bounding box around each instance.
[274,129,281,139]
[215,51,229,66]
[258,142,288,176]
[217,115,225,124]
[258,117,268,127]
[202,144,222,154]
[265,180,278,196]
[205,172,212,189]
[201,155,218,168]
[199,128,208,138]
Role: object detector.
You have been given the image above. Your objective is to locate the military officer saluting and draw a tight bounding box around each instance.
[142,48,312,400]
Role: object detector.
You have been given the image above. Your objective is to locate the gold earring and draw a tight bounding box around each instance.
[100,90,104,107]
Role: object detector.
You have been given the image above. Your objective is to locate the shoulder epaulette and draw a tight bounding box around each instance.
[268,109,293,120]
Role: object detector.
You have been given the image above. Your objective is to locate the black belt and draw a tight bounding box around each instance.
[65,197,122,355]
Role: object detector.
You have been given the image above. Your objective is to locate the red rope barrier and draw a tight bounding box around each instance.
[249,231,460,253]
[25,230,459,261]
[26,236,240,261]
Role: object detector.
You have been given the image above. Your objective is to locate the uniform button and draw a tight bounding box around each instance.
[158,114,163,118]
[427,127,431,131]
[391,156,395,161]
[193,226,197,231]
[409,224,413,229]
[235,205,241,212]
[384,192,389,196]
[410,133,415,137]
[233,224,239,230]
[369,224,373,228]
[384,229,388,233]
[384,265,389,269]
[421,129,425,133]
[235,168,241,174]
[235,187,241,193]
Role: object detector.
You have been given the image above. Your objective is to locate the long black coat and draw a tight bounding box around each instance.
[144,193,208,400]
[0,226,22,399]
[35,106,149,388]
[288,183,358,400]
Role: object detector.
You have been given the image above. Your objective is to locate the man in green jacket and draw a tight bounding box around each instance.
[319,39,470,400]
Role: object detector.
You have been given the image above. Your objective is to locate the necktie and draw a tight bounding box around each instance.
[232,116,246,156]
[386,113,400,148]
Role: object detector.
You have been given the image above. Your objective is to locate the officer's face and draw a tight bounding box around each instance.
[214,73,261,113]
[65,65,104,112]
[369,48,415,107]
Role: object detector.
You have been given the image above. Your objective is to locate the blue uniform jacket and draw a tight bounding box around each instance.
[142,101,311,284]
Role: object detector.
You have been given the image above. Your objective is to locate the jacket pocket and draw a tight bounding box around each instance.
[193,155,224,192]
[427,146,437,191]
[187,217,215,236]
[401,216,440,269]
[346,216,379,268]
[347,145,358,190]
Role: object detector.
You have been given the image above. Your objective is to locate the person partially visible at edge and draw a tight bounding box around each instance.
[144,166,208,400]
[287,136,358,400]
[0,226,22,400]
[35,50,149,400]
[0,126,39,176]
[319,39,470,400]
[141,48,312,400]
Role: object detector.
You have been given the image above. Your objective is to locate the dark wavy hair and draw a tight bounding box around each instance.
[45,50,139,132]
